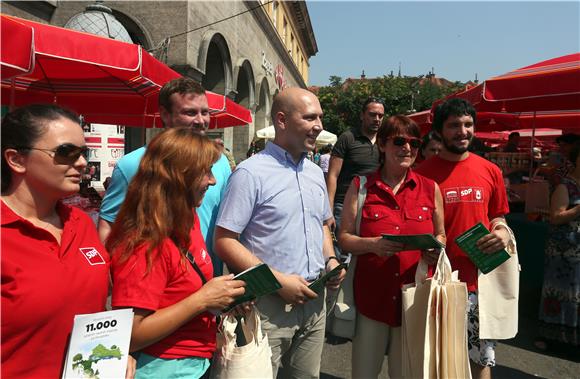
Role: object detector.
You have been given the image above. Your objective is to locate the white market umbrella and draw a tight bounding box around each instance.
[256,125,337,147]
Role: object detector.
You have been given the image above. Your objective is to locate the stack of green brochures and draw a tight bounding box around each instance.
[308,263,347,294]
[382,233,444,250]
[455,223,510,274]
[224,263,282,312]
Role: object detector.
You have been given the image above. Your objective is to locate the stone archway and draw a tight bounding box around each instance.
[255,77,271,133]
[232,59,256,161]
[199,32,233,96]
[111,10,153,49]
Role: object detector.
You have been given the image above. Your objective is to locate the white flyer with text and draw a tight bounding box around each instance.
[62,308,134,379]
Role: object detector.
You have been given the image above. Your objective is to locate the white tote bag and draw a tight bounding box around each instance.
[210,307,273,379]
[401,251,472,379]
[478,220,520,340]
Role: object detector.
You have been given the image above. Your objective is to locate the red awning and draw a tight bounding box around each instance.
[407,109,432,135]
[432,53,580,113]
[415,110,580,135]
[206,94,253,130]
[475,111,580,133]
[0,14,252,129]
[0,16,33,79]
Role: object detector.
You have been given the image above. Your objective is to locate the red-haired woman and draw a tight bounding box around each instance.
[108,128,246,378]
[339,115,446,378]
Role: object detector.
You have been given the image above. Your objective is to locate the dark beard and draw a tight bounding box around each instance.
[443,136,472,155]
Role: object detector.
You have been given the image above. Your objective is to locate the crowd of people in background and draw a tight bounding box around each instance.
[1,77,578,379]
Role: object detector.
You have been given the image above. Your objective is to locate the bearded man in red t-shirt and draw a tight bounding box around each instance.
[416,98,515,379]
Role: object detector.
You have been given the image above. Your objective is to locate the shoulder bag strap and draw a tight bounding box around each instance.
[355,175,367,235]
[345,176,368,266]
[185,250,208,284]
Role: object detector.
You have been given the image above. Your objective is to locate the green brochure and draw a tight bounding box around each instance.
[455,222,511,274]
[308,263,347,294]
[223,263,282,312]
[382,233,445,250]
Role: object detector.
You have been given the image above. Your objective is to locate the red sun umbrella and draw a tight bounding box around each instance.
[476,128,562,141]
[474,111,580,133]
[206,93,252,129]
[0,14,252,129]
[1,14,180,127]
[432,53,580,113]
[1,16,33,80]
[483,53,580,110]
[411,109,580,134]
[407,109,432,135]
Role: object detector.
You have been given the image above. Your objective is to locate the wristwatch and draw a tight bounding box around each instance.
[325,256,341,266]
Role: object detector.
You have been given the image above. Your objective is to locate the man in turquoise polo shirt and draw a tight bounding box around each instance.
[98,78,231,274]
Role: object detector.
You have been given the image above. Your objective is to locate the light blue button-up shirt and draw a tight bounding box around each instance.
[216,142,332,280]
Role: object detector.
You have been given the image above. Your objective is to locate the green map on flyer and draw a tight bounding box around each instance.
[382,233,445,250]
[455,222,511,274]
[224,263,282,312]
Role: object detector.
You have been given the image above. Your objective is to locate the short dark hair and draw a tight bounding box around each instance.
[432,98,477,133]
[420,131,443,160]
[555,133,580,145]
[423,130,442,143]
[361,96,385,114]
[508,132,520,140]
[377,115,420,166]
[1,104,80,192]
[421,130,442,148]
[320,143,333,154]
[159,77,205,113]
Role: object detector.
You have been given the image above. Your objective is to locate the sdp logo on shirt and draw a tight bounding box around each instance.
[444,186,484,204]
[79,247,106,265]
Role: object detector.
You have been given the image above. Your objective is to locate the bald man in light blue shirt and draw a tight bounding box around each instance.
[215,88,345,378]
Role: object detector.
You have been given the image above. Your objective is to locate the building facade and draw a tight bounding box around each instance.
[3,0,318,162]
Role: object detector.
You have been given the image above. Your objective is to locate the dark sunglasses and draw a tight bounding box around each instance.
[19,143,89,165]
[390,136,422,149]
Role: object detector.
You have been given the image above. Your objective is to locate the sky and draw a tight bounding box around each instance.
[307,1,580,86]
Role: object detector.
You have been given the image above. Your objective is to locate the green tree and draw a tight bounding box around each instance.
[317,74,468,137]
[328,75,342,87]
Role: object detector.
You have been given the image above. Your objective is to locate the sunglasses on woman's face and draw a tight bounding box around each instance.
[20,143,89,165]
[390,136,422,149]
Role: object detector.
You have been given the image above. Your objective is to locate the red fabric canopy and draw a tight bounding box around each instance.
[0,16,33,79]
[412,110,580,136]
[0,14,252,129]
[206,95,252,130]
[475,111,580,133]
[476,128,562,141]
[432,53,580,113]
[407,109,432,135]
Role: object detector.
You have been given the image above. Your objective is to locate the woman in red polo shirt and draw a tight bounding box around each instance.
[107,128,246,379]
[1,104,110,378]
[338,115,446,378]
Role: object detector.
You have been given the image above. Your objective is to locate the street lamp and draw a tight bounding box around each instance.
[407,90,419,114]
